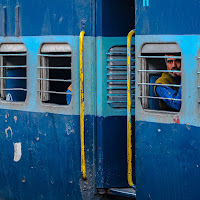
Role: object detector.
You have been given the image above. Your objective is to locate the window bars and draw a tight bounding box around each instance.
[37,44,72,105]
[138,53,182,110]
[0,51,27,102]
[138,55,182,110]
[107,46,135,109]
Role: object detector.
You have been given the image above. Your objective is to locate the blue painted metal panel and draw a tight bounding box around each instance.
[0,0,134,37]
[96,0,134,37]
[0,109,96,200]
[96,36,135,117]
[0,0,95,36]
[97,116,135,188]
[136,121,200,200]
[136,0,200,35]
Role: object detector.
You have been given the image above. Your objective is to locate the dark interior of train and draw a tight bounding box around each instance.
[40,53,71,105]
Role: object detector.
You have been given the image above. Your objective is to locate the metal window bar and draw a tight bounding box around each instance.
[37,90,71,95]
[0,57,27,99]
[38,66,71,69]
[0,56,4,97]
[0,88,27,91]
[138,95,182,101]
[138,69,181,73]
[0,65,26,68]
[139,55,182,109]
[38,53,71,57]
[0,53,26,56]
[138,83,181,87]
[38,78,71,82]
[38,53,71,103]
[107,66,135,68]
[107,59,135,62]
[0,77,26,80]
[138,56,182,59]
[106,51,135,55]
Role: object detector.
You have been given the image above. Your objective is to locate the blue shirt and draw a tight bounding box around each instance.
[155,85,181,111]
[66,89,72,105]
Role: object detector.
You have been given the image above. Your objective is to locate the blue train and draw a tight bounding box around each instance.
[0,0,199,199]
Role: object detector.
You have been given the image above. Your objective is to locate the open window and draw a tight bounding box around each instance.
[0,43,27,102]
[107,46,135,109]
[139,43,182,112]
[38,44,72,105]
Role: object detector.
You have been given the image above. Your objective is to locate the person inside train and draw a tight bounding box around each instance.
[154,54,181,111]
[66,84,72,105]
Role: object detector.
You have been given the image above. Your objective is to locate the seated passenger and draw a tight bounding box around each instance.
[154,55,181,111]
[66,84,72,105]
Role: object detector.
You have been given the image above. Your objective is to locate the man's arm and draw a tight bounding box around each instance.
[155,85,181,111]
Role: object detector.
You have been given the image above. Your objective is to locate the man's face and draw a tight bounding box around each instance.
[166,55,181,77]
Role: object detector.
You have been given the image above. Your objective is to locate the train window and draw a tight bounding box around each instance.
[139,43,182,112]
[38,44,72,105]
[107,46,135,109]
[0,44,27,102]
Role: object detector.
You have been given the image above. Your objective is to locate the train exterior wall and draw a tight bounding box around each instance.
[135,0,200,195]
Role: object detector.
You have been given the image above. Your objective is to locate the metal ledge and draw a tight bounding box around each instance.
[107,188,136,199]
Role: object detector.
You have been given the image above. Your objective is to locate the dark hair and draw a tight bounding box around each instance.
[165,52,181,62]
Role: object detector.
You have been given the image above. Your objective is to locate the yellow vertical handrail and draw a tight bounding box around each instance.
[80,30,86,179]
[127,29,135,188]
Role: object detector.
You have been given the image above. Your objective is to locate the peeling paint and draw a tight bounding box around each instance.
[65,123,75,135]
[186,123,191,130]
[173,116,180,124]
[5,114,7,122]
[14,116,17,123]
[14,142,22,162]
[59,17,63,24]
[5,126,13,140]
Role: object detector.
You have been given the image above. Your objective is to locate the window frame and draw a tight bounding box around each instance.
[37,43,72,106]
[138,43,182,113]
[0,43,27,103]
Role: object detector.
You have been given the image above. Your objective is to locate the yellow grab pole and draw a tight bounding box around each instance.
[80,30,86,179]
[127,29,135,188]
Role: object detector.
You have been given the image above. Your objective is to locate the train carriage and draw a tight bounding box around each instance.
[1,0,200,200]
[135,0,200,200]
[0,0,135,199]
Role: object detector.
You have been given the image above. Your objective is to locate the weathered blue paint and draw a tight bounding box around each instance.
[136,0,200,35]
[136,121,200,200]
[0,0,96,37]
[0,108,96,200]
[97,116,135,188]
[135,34,200,199]
[0,0,134,37]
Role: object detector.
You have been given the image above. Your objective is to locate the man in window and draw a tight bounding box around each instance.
[154,54,181,111]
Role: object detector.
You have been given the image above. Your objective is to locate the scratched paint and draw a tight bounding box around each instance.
[14,116,17,123]
[14,142,22,162]
[5,126,13,140]
[65,123,75,135]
